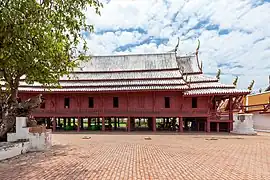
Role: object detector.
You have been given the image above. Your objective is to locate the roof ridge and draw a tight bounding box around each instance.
[72,68,181,74]
[91,52,175,57]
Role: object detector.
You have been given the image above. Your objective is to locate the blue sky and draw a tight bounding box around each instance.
[84,0,270,91]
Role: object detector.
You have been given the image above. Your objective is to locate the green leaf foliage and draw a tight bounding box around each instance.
[0,0,102,91]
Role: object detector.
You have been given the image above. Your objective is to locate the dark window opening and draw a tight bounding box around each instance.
[192,97,197,108]
[113,97,119,108]
[165,97,170,108]
[88,97,94,108]
[64,98,70,108]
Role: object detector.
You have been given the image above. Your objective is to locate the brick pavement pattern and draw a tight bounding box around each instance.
[1,132,270,180]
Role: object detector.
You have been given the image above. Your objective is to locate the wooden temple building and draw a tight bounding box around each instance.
[17,50,251,133]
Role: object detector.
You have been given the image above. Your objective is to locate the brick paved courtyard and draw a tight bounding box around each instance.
[0,132,270,180]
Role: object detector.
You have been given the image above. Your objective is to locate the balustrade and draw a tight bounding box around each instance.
[209,111,229,121]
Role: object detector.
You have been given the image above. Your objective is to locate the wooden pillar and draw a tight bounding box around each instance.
[204,121,207,132]
[88,118,91,128]
[152,117,156,132]
[102,117,105,131]
[80,118,84,129]
[179,117,183,132]
[207,118,210,133]
[68,118,71,126]
[47,118,51,129]
[216,122,219,132]
[127,117,131,132]
[197,120,200,131]
[114,118,117,130]
[229,96,233,131]
[77,117,80,132]
[57,118,60,127]
[73,118,75,126]
[52,117,56,132]
[64,118,66,128]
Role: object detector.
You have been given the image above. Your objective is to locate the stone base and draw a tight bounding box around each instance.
[7,117,52,152]
[28,129,52,152]
[230,130,257,135]
[231,113,257,135]
[0,142,30,161]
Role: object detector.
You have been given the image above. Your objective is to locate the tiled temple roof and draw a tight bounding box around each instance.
[61,69,183,80]
[14,85,188,92]
[75,52,201,73]
[9,52,250,96]
[17,79,187,87]
[184,88,251,96]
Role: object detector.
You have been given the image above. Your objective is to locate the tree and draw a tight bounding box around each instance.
[0,0,103,138]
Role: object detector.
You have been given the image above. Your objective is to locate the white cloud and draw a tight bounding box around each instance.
[85,0,270,91]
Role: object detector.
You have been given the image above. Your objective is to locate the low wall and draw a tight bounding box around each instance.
[253,113,270,131]
[1,117,52,161]
[0,142,30,161]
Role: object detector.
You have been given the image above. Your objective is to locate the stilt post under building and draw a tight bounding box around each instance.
[127,117,131,132]
[52,117,56,132]
[77,117,80,132]
[207,118,210,133]
[179,117,183,132]
[152,117,156,132]
[102,117,105,131]
[229,96,233,131]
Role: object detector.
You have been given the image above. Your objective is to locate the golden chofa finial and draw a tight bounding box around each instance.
[216,69,221,80]
[233,76,238,86]
[175,37,180,52]
[196,39,200,54]
[248,80,255,91]
[195,39,202,72]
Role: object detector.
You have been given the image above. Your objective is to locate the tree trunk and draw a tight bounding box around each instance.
[0,94,43,139]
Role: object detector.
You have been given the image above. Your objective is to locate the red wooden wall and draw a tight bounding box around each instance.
[19,91,210,118]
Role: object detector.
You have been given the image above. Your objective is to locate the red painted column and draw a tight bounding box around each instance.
[77,117,80,132]
[102,117,105,131]
[52,117,56,132]
[229,96,233,131]
[216,123,219,132]
[207,118,210,133]
[152,117,156,132]
[127,117,131,132]
[179,117,183,132]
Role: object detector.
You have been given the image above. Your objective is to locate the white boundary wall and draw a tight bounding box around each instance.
[252,112,270,131]
[0,142,30,161]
